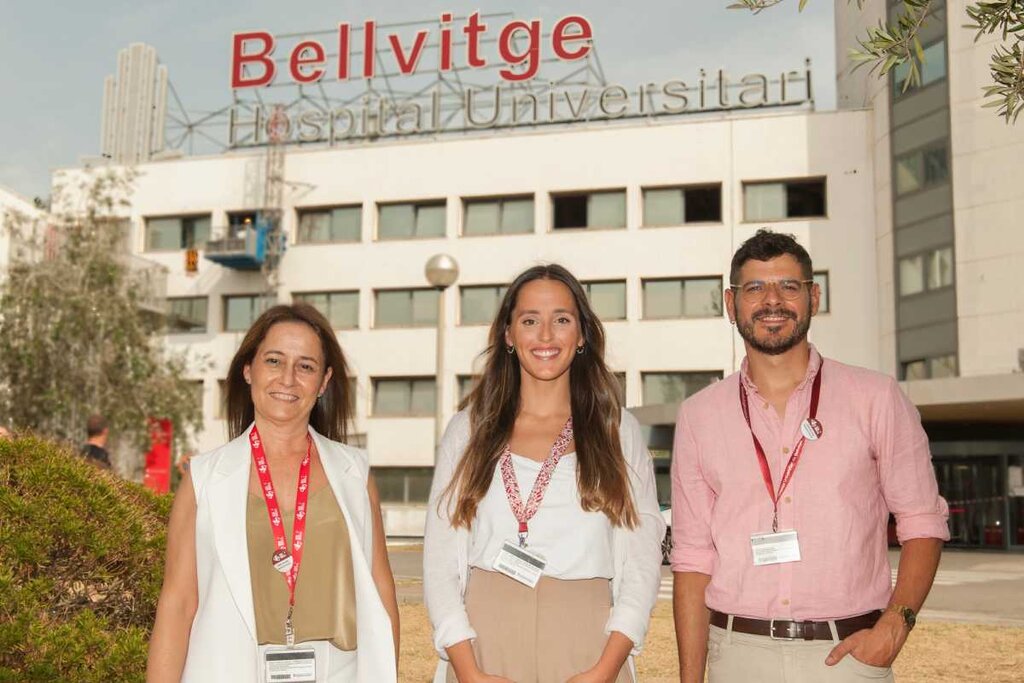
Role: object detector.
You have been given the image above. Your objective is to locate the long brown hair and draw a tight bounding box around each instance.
[443,264,638,528]
[225,303,353,441]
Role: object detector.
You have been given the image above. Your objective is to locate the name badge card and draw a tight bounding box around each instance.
[493,540,547,588]
[750,530,802,566]
[263,647,316,682]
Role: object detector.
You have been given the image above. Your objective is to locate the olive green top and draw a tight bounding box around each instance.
[246,485,357,649]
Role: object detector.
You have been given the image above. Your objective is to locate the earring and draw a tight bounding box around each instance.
[576,345,584,355]
[507,345,515,354]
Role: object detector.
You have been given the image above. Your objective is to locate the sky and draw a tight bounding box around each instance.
[0,0,836,200]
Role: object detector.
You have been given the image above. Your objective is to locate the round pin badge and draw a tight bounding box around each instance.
[272,549,294,573]
[800,418,824,441]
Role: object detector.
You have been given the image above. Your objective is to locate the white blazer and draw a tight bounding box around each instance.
[181,424,397,683]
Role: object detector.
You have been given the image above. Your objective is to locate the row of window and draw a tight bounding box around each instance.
[898,246,953,297]
[902,354,957,381]
[197,371,721,421]
[144,178,828,250]
[168,273,831,333]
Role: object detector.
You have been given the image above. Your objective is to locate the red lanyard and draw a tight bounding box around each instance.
[738,367,823,533]
[249,425,312,646]
[499,417,574,547]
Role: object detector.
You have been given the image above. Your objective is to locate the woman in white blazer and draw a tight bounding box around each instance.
[147,304,399,683]
[424,265,665,683]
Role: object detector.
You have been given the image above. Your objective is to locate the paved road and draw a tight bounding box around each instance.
[388,545,1024,626]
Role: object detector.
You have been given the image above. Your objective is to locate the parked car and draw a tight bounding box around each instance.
[661,505,672,565]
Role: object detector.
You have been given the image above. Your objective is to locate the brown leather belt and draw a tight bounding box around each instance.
[710,609,882,641]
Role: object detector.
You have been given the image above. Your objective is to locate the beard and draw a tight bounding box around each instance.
[736,305,812,356]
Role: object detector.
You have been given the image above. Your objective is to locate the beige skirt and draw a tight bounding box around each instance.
[446,568,633,683]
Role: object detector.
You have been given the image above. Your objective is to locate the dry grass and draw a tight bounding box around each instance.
[397,601,1024,682]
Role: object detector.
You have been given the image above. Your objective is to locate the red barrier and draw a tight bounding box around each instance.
[143,418,172,494]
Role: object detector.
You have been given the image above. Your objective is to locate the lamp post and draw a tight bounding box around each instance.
[425,254,459,449]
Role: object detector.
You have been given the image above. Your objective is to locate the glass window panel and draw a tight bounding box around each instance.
[378,204,415,239]
[461,286,503,325]
[813,272,830,314]
[923,146,949,186]
[929,354,957,378]
[928,247,954,290]
[684,185,722,222]
[373,380,410,415]
[899,255,926,296]
[376,290,412,326]
[895,153,923,195]
[411,289,439,325]
[786,180,826,218]
[224,296,261,332]
[644,188,684,227]
[903,360,928,381]
[146,218,182,250]
[642,372,721,405]
[921,40,947,86]
[188,216,211,248]
[744,182,786,221]
[373,468,406,502]
[501,198,533,233]
[169,297,207,333]
[587,191,626,228]
[464,201,500,236]
[406,468,434,502]
[644,279,684,318]
[328,291,359,329]
[586,281,626,321]
[331,206,361,241]
[410,379,436,415]
[295,291,328,313]
[682,278,722,318]
[298,210,331,243]
[415,204,446,237]
[553,195,588,229]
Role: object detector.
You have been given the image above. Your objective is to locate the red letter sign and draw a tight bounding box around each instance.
[231,31,276,88]
[552,16,592,61]
[498,20,541,81]
[290,40,327,83]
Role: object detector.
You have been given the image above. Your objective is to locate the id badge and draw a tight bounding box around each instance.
[263,647,316,683]
[493,539,547,588]
[750,529,802,566]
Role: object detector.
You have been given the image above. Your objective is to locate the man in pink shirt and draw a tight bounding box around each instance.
[671,230,949,682]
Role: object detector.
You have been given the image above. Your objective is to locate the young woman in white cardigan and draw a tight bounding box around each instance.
[424,264,665,683]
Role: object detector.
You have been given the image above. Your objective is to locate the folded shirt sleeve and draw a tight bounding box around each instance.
[669,402,717,575]
[875,378,950,543]
[605,410,666,654]
[423,411,477,657]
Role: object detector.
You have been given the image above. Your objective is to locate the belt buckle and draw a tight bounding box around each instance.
[769,618,796,640]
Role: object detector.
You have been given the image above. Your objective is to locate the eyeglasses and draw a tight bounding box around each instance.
[730,279,813,302]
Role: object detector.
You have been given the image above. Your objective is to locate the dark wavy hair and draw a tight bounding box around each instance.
[225,303,352,441]
[442,264,638,529]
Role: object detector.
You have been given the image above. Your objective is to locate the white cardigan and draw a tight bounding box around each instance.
[182,424,397,683]
[423,409,665,681]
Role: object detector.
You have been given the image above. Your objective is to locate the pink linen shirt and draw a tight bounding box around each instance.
[669,347,949,621]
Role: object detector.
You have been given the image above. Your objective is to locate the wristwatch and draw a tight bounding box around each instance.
[887,604,917,631]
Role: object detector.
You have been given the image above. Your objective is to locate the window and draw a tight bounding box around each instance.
[552,190,626,230]
[743,179,826,221]
[813,271,830,314]
[168,297,208,333]
[294,290,359,329]
[145,215,211,251]
[902,354,957,380]
[226,211,258,238]
[374,288,438,327]
[899,246,953,296]
[893,39,947,96]
[460,285,507,325]
[372,467,434,504]
[372,377,436,416]
[377,201,446,240]
[224,294,273,332]
[895,144,949,196]
[583,280,627,321]
[642,371,722,405]
[463,196,534,235]
[642,277,723,319]
[297,205,361,243]
[643,184,722,226]
[458,375,480,403]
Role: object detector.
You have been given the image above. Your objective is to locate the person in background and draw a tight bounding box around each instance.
[81,414,112,470]
[424,264,664,683]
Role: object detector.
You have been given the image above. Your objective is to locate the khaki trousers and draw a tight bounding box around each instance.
[446,568,633,683]
[707,624,895,682]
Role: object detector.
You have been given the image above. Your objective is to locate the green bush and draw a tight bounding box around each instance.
[0,436,170,682]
